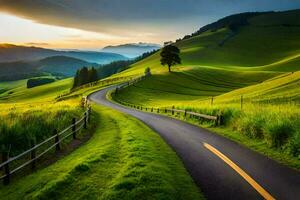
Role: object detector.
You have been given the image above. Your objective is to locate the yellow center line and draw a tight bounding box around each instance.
[203,142,275,200]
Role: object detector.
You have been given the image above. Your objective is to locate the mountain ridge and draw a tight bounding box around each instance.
[101,42,161,58]
[0,56,98,81]
[0,44,127,64]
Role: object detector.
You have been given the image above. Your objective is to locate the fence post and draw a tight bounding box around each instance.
[172,106,175,115]
[141,106,143,110]
[72,118,76,139]
[84,112,87,129]
[241,95,243,110]
[215,116,219,126]
[151,108,153,112]
[165,108,167,113]
[219,115,224,125]
[157,108,159,113]
[211,97,214,106]
[30,140,36,171]
[184,110,187,117]
[88,107,91,123]
[2,152,10,185]
[54,129,60,152]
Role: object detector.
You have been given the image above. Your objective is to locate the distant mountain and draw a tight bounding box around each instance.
[38,56,98,77]
[0,56,98,81]
[0,44,127,64]
[0,61,42,81]
[101,42,161,58]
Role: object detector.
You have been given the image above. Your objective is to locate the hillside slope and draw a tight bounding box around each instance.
[215,71,300,103]
[116,9,300,79]
[112,9,300,107]
[38,56,98,77]
[0,78,72,103]
[0,56,98,81]
[111,9,300,169]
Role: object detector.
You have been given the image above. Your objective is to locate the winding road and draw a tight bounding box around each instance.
[90,86,300,200]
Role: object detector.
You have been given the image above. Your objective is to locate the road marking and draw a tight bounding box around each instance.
[203,143,275,200]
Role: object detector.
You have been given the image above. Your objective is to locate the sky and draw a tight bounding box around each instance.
[0,0,300,50]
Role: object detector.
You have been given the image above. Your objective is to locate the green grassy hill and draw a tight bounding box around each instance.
[0,78,72,103]
[0,75,203,199]
[113,9,300,106]
[111,9,300,168]
[117,10,300,74]
[215,71,300,103]
[0,105,202,200]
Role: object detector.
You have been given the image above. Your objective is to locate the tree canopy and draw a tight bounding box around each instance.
[72,67,98,88]
[160,45,181,72]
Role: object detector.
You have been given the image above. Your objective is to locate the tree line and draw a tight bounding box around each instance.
[72,67,98,88]
[72,49,159,88]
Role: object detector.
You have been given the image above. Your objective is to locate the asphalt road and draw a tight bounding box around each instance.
[90,86,300,200]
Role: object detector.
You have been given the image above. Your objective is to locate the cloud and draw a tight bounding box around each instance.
[0,0,299,46]
[25,42,49,46]
[1,1,298,32]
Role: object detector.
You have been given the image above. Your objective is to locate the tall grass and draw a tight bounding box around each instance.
[177,103,300,158]
[0,100,83,156]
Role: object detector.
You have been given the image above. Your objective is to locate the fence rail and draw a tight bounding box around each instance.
[56,75,140,100]
[121,103,223,125]
[0,106,91,185]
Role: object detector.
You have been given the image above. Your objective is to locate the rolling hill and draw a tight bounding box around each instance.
[0,56,98,81]
[112,9,300,107]
[0,61,45,81]
[38,56,98,77]
[109,9,300,169]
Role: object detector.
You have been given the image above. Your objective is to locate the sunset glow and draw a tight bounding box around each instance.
[0,12,130,50]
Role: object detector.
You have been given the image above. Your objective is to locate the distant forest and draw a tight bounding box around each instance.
[73,49,159,88]
[97,49,159,79]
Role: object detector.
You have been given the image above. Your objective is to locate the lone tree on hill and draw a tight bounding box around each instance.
[160,45,181,72]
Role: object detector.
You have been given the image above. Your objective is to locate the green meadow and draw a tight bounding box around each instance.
[0,104,203,200]
[1,8,300,198]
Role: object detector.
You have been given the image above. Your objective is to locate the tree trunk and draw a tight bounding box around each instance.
[168,65,171,72]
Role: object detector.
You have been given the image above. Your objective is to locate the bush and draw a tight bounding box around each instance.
[236,114,265,139]
[144,67,151,76]
[27,77,55,88]
[289,130,300,157]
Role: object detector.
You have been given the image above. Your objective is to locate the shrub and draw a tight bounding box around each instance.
[289,130,300,158]
[236,114,265,139]
[144,67,151,76]
[264,118,294,148]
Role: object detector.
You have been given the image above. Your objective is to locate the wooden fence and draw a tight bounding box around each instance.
[112,75,223,126]
[0,106,91,185]
[56,75,139,100]
[119,102,223,126]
